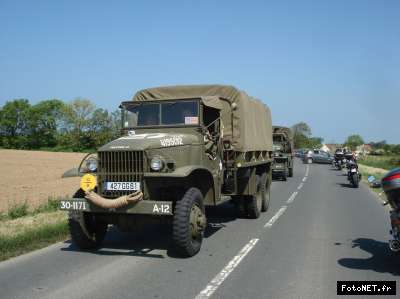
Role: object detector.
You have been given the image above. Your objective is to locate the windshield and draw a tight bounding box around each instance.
[273,135,284,142]
[122,100,199,128]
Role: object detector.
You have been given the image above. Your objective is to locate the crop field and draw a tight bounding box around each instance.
[0,149,86,213]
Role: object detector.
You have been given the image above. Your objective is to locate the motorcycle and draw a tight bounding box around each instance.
[334,153,345,170]
[382,168,400,252]
[346,160,361,188]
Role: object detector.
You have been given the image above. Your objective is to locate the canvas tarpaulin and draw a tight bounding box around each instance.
[132,85,272,152]
[273,126,294,150]
[273,126,293,141]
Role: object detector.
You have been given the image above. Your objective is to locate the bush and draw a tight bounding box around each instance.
[8,202,28,219]
[34,197,60,214]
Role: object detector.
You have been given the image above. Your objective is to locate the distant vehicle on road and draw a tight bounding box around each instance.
[303,149,333,164]
[295,149,308,159]
[272,126,294,181]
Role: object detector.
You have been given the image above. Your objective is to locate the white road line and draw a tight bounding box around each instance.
[305,165,309,177]
[264,206,287,228]
[195,238,259,299]
[297,183,304,190]
[302,177,307,182]
[286,191,298,204]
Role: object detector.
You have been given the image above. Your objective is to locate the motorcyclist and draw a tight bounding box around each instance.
[334,148,345,169]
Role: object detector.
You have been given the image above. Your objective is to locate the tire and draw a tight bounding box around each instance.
[351,173,359,188]
[68,190,108,250]
[234,197,247,218]
[289,167,293,177]
[282,169,287,181]
[261,172,271,212]
[246,175,262,219]
[172,187,206,257]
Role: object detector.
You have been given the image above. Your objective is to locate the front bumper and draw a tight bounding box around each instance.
[59,197,173,215]
[272,168,285,174]
[272,163,286,174]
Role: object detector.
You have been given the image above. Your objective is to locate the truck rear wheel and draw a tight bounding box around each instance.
[234,198,247,218]
[261,172,271,212]
[172,187,206,257]
[68,190,107,250]
[246,175,262,219]
[289,167,293,177]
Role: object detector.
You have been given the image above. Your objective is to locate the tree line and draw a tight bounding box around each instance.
[2,100,399,155]
[291,122,324,149]
[0,98,121,151]
[291,123,400,155]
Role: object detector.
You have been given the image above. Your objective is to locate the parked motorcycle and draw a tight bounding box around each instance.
[382,168,400,252]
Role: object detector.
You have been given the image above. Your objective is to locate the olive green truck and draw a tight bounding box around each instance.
[60,85,273,256]
[272,126,294,180]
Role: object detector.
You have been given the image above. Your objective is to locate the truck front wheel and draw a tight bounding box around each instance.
[172,187,206,257]
[68,189,108,250]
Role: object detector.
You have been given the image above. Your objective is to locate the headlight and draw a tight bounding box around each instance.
[150,156,164,171]
[86,158,98,172]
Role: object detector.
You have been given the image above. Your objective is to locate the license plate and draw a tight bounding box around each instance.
[151,202,172,215]
[105,182,141,191]
[351,168,357,173]
[59,199,88,211]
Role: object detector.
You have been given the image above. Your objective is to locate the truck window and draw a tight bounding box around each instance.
[122,100,199,128]
[124,103,160,127]
[203,106,220,134]
[162,101,198,125]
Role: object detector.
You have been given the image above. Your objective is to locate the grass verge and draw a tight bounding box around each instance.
[0,212,69,262]
[358,164,386,197]
[358,155,400,170]
[0,197,61,221]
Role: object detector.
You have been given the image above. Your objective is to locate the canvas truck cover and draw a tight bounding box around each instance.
[132,85,272,152]
[273,126,294,150]
[273,126,294,141]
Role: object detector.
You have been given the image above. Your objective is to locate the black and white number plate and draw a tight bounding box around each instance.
[59,199,88,211]
[105,182,141,191]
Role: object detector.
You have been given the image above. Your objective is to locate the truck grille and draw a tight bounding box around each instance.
[97,151,145,198]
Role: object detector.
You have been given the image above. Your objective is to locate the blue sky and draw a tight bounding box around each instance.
[1,0,399,143]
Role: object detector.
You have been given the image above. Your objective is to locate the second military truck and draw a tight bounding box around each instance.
[272,126,294,180]
[60,85,273,256]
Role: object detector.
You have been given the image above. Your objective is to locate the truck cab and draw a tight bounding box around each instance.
[272,126,294,180]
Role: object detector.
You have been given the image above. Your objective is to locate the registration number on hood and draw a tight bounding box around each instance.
[160,136,183,147]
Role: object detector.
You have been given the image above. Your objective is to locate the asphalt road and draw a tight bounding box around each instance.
[1,159,399,299]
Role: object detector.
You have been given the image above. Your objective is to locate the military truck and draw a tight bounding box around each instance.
[272,126,294,180]
[60,85,273,257]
